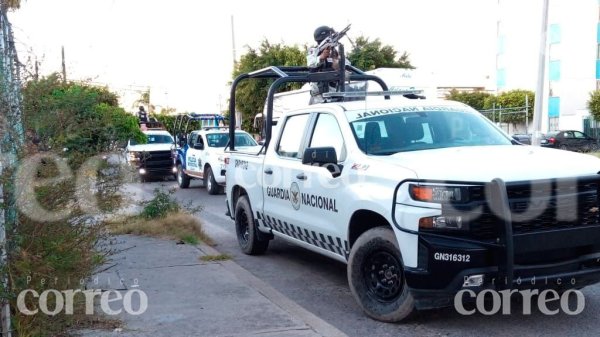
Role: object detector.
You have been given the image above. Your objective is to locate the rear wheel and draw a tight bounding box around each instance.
[235,196,269,255]
[559,144,568,151]
[177,163,190,188]
[205,166,220,195]
[348,227,414,322]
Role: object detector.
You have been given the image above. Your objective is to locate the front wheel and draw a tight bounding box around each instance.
[205,166,220,195]
[348,227,414,322]
[235,196,269,255]
[177,164,190,188]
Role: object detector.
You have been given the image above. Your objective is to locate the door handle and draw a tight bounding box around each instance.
[264,168,273,175]
[296,173,307,180]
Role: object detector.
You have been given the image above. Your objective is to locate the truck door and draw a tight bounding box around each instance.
[262,113,311,236]
[185,132,203,177]
[295,112,348,258]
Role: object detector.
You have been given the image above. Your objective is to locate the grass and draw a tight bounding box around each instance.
[109,211,214,246]
[200,254,232,262]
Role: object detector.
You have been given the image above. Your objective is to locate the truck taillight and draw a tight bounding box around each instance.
[224,157,230,165]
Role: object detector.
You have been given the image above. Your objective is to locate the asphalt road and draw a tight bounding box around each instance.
[133,178,600,337]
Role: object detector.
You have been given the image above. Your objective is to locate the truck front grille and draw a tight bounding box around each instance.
[444,177,600,240]
[141,150,173,170]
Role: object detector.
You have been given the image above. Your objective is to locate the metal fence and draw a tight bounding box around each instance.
[478,104,531,135]
[583,116,600,140]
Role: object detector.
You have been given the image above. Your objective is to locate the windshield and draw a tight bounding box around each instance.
[347,106,512,155]
[206,133,258,148]
[131,134,173,145]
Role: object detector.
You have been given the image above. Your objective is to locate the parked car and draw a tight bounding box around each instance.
[541,130,598,152]
[511,133,531,145]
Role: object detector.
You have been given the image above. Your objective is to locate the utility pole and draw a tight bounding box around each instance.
[0,5,25,337]
[231,15,237,68]
[532,0,550,146]
[61,45,66,83]
[34,57,38,81]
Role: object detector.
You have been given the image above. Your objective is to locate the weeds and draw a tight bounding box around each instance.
[109,211,213,246]
[199,254,231,262]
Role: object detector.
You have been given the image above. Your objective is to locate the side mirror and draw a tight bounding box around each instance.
[193,142,205,150]
[302,147,338,166]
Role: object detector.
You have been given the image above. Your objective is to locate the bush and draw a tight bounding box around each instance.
[140,188,180,219]
[22,74,145,166]
[588,90,600,121]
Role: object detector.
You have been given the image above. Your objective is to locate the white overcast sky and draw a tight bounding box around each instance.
[7,0,541,113]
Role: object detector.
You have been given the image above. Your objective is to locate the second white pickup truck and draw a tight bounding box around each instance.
[225,66,600,322]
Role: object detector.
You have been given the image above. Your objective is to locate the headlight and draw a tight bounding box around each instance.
[409,184,469,203]
[419,215,468,231]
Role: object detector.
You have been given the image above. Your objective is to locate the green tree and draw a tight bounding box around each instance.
[232,40,306,133]
[445,89,492,111]
[483,89,535,125]
[348,36,415,71]
[588,90,600,121]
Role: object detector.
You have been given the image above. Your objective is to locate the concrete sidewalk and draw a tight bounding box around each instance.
[76,235,347,337]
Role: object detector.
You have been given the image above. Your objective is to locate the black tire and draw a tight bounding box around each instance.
[177,163,190,188]
[205,166,220,195]
[348,227,415,322]
[235,196,269,255]
[559,144,568,151]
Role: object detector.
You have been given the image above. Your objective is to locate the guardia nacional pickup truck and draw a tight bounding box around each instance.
[224,64,600,322]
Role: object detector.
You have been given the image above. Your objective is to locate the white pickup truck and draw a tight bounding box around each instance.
[225,67,600,322]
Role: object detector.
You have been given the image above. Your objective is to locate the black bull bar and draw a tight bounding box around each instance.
[392,175,600,289]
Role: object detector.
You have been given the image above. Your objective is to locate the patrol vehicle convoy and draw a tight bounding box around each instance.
[224,57,600,322]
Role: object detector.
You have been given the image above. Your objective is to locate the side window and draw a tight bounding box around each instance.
[277,114,310,158]
[565,131,574,139]
[309,113,346,161]
[188,133,197,146]
[574,131,586,139]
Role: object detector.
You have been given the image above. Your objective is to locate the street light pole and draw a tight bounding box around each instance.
[532,0,550,146]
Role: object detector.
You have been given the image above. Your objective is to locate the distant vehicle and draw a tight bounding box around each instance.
[511,134,532,145]
[126,129,176,182]
[541,130,598,152]
[172,113,261,194]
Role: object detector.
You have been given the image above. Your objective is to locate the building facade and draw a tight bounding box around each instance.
[497,0,599,133]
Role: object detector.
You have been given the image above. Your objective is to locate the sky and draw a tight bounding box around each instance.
[6,0,541,114]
